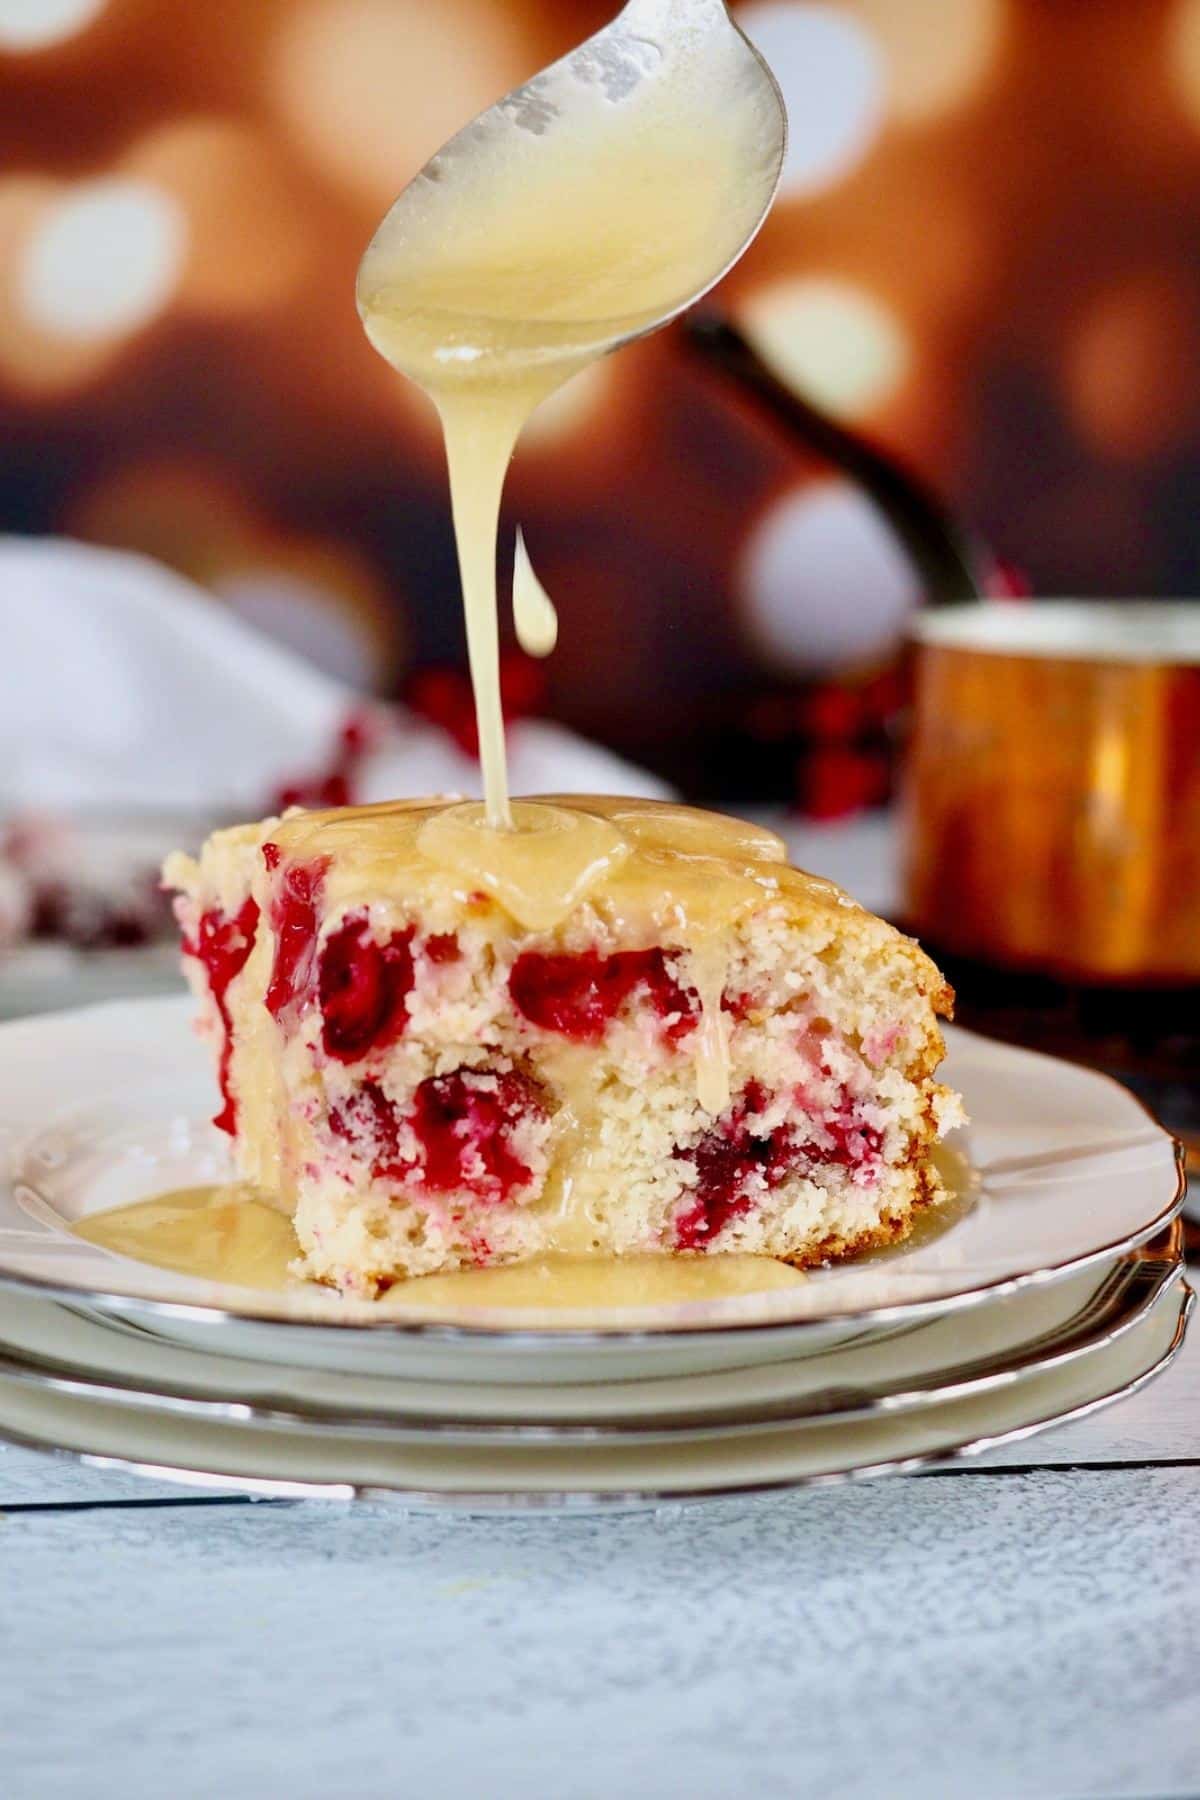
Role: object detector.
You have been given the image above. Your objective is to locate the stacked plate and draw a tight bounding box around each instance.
[0,996,1188,1510]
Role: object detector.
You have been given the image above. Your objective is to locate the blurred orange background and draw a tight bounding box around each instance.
[2,0,1199,790]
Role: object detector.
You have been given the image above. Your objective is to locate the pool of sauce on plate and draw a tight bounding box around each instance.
[73,1186,809,1307]
[74,1186,297,1293]
[72,1149,974,1308]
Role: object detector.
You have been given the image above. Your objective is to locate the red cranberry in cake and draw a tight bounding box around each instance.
[510,947,696,1043]
[181,897,259,1135]
[329,1067,547,1205]
[673,1082,789,1251]
[165,798,963,1294]
[408,1067,548,1201]
[263,850,327,1024]
[424,932,460,965]
[328,1078,403,1173]
[821,1104,884,1175]
[319,916,415,1062]
[672,1079,886,1252]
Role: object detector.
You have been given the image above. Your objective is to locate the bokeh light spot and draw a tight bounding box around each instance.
[1169,0,1200,127]
[737,3,885,197]
[65,460,265,585]
[271,0,529,205]
[741,276,910,419]
[1064,270,1200,461]
[126,118,313,316]
[17,178,185,341]
[0,176,101,392]
[739,480,919,674]
[0,0,106,51]
[853,0,1006,122]
[216,539,403,693]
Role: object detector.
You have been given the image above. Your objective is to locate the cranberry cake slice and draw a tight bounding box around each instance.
[165,797,962,1296]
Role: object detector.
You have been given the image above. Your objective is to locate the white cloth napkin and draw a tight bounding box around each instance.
[0,536,667,816]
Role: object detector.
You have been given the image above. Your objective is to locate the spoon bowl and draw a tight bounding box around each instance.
[356,0,788,386]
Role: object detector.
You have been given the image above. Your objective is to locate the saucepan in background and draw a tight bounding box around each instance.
[904,604,1200,985]
[903,602,1200,1205]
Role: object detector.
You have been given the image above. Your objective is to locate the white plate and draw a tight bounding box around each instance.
[0,996,1182,1382]
[0,1285,1187,1508]
[0,1235,1179,1443]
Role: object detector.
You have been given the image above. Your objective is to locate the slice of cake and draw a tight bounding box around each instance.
[165,797,962,1296]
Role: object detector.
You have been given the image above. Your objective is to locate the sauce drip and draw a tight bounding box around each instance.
[512,528,558,658]
[687,931,734,1115]
[357,0,781,825]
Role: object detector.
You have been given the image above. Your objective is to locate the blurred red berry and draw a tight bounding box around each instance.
[985,557,1033,599]
[406,652,546,762]
[798,746,889,821]
[800,684,863,743]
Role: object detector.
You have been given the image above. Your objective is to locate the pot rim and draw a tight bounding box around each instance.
[910,599,1200,666]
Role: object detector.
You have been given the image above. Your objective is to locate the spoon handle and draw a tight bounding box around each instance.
[683,313,987,607]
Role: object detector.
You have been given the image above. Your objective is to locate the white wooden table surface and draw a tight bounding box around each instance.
[2,816,1197,1799]
[0,1320,1197,1800]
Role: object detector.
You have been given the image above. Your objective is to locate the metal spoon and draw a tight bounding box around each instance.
[356,0,788,365]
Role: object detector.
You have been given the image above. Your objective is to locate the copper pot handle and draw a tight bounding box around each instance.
[682,312,988,608]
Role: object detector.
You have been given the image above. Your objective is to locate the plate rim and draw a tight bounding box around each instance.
[0,994,1185,1347]
[0,1284,1187,1509]
[0,1232,1181,1444]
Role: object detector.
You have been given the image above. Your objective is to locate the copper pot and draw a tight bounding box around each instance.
[904,602,1200,983]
